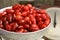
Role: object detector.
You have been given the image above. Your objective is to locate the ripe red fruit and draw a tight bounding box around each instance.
[14,10,21,15]
[22,12,28,16]
[16,15,23,21]
[18,20,26,25]
[2,16,7,22]
[0,24,4,29]
[36,14,41,17]
[11,22,18,31]
[23,29,28,33]
[4,21,9,26]
[12,14,16,21]
[7,14,12,22]
[16,29,24,33]
[40,9,46,14]
[44,18,50,26]
[40,24,46,29]
[36,17,42,22]
[27,4,32,8]
[24,17,30,21]
[2,12,7,16]
[17,25,24,29]
[36,10,40,13]
[0,4,50,33]
[5,9,14,13]
[38,21,43,25]
[0,20,2,24]
[27,21,32,25]
[23,6,29,11]
[24,24,30,29]
[6,25,12,31]
[41,13,47,19]
[12,4,21,10]
[38,21,43,28]
[0,13,3,18]
[29,15,36,24]
[30,24,39,31]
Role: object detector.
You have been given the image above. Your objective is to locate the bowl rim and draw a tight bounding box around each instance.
[0,6,51,34]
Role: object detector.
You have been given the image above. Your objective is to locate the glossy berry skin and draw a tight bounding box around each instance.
[24,24,30,29]
[7,14,12,22]
[12,4,21,11]
[10,22,18,31]
[23,6,29,11]
[5,9,14,13]
[4,21,9,26]
[22,12,28,16]
[29,15,36,24]
[15,29,24,33]
[0,20,3,25]
[14,10,21,16]
[23,29,28,33]
[16,15,23,21]
[17,25,24,29]
[40,24,47,29]
[24,17,30,21]
[0,24,4,29]
[27,4,32,8]
[30,24,39,31]
[5,25,12,31]
[18,20,26,25]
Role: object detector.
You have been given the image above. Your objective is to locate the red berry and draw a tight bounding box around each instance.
[29,15,36,24]
[0,4,50,33]
[24,24,30,29]
[18,20,25,25]
[22,12,28,16]
[36,14,41,17]
[40,24,46,29]
[38,21,43,28]
[24,17,30,21]
[36,17,42,22]
[12,14,16,21]
[44,18,50,26]
[6,25,12,31]
[40,9,46,14]
[7,14,12,22]
[27,21,32,25]
[30,24,39,31]
[16,15,23,21]
[12,4,21,10]
[4,21,9,26]
[2,16,7,22]
[0,24,4,29]
[23,29,28,33]
[23,6,29,11]
[2,12,7,16]
[5,9,14,13]
[16,29,24,33]
[11,22,18,31]
[15,10,21,15]
[0,20,2,24]
[17,25,24,29]
[41,13,47,19]
[27,4,32,8]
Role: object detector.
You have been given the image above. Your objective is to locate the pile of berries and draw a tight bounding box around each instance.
[0,4,50,33]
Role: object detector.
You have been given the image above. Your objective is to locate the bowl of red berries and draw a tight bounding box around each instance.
[0,4,51,40]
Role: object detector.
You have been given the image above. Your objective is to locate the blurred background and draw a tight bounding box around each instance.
[0,0,60,9]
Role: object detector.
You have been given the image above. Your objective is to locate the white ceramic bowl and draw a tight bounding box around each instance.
[0,7,51,40]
